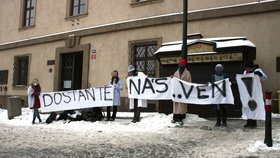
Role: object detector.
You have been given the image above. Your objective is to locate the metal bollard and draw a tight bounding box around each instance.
[264,91,273,147]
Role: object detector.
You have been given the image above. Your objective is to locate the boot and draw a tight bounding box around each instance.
[135,107,141,122]
[221,117,227,127]
[110,106,117,121]
[244,119,252,128]
[106,107,111,121]
[215,110,221,127]
[178,114,184,126]
[221,108,227,126]
[171,114,178,123]
[132,107,141,123]
[250,120,257,128]
[132,101,138,123]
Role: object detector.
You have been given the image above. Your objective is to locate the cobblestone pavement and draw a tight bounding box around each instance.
[0,118,280,158]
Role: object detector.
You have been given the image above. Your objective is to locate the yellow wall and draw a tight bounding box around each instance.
[0,41,64,95]
[0,0,260,43]
[0,0,279,98]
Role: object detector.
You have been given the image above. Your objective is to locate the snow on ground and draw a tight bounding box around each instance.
[0,108,205,133]
[1,108,280,154]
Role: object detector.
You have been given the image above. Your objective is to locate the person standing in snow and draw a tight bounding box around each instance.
[171,59,192,126]
[127,65,147,123]
[106,70,123,121]
[27,78,42,124]
[243,62,268,128]
[210,64,229,127]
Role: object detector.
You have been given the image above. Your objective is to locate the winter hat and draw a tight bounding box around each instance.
[128,65,135,72]
[179,59,186,64]
[215,64,224,72]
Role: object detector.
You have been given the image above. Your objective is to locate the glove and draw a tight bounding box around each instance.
[254,71,263,77]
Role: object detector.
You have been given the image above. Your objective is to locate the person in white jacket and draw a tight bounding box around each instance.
[127,65,147,123]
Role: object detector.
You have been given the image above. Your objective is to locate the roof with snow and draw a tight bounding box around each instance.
[154,37,256,55]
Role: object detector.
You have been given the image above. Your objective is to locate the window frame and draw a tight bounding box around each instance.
[66,0,89,19]
[0,70,9,85]
[12,55,31,89]
[19,0,37,30]
[128,38,162,77]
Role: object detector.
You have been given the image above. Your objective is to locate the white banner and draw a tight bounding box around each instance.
[172,78,234,105]
[40,86,114,113]
[127,76,173,100]
[127,77,234,105]
[236,74,265,120]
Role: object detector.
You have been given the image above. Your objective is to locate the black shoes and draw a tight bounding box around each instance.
[131,118,140,123]
[171,114,184,126]
[171,119,177,123]
[244,120,257,129]
[105,117,115,121]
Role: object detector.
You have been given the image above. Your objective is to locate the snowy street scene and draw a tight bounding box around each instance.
[0,108,280,158]
[1,0,280,158]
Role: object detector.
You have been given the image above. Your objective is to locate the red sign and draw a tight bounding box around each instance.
[91,54,96,59]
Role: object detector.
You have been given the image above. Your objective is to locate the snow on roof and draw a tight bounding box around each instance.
[154,37,255,55]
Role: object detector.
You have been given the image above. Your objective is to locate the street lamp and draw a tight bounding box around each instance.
[181,0,188,62]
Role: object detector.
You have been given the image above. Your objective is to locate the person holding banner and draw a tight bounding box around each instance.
[243,62,268,128]
[171,59,192,126]
[127,65,147,123]
[106,70,123,121]
[210,64,229,127]
[27,79,42,124]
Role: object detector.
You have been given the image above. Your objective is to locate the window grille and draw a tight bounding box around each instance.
[0,70,8,84]
[13,56,29,86]
[133,42,158,77]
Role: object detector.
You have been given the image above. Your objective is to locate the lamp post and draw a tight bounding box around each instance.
[181,0,188,62]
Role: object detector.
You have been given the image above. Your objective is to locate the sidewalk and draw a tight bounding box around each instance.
[0,108,280,158]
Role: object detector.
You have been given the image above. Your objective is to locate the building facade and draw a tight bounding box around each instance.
[0,0,279,115]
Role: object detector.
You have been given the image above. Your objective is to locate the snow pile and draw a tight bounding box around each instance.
[247,115,280,153]
[272,113,280,118]
[0,108,206,133]
[247,140,280,152]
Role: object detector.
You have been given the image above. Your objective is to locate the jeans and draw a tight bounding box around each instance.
[33,108,42,123]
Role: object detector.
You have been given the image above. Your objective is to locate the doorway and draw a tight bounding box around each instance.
[60,52,83,91]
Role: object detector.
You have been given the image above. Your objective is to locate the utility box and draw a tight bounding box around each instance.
[7,96,22,120]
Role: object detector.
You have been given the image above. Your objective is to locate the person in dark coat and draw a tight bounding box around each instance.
[27,78,42,124]
[210,64,229,127]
